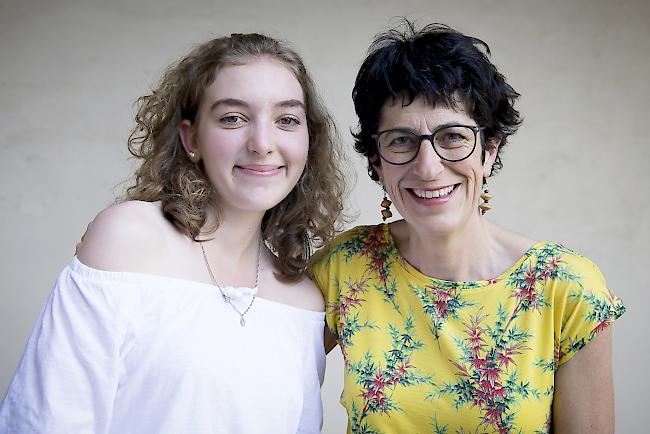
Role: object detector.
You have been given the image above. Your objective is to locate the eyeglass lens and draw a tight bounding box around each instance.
[378,126,477,163]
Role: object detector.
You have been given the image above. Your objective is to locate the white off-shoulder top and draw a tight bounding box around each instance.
[0,257,325,434]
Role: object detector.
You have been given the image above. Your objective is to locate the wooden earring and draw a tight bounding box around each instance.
[479,182,492,215]
[381,190,393,221]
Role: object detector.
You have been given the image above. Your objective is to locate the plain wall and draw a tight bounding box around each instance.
[1,0,648,432]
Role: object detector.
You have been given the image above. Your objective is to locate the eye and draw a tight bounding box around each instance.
[436,127,474,148]
[278,116,301,127]
[445,133,465,142]
[390,135,413,146]
[219,114,245,126]
[381,131,418,152]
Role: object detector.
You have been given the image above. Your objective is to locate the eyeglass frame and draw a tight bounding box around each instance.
[371,124,485,165]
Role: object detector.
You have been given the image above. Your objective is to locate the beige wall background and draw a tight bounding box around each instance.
[1,0,648,432]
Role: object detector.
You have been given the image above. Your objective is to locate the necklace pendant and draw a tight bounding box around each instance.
[240,316,246,327]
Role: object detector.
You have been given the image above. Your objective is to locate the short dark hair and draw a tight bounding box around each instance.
[352,20,522,181]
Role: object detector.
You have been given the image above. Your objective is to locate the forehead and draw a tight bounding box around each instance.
[379,94,475,129]
[203,58,304,107]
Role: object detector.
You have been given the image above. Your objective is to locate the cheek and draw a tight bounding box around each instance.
[300,139,310,163]
[294,133,310,167]
[381,167,406,197]
[464,152,486,179]
[199,129,232,155]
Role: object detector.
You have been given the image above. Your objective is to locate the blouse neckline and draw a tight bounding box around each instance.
[381,223,546,290]
[69,256,325,319]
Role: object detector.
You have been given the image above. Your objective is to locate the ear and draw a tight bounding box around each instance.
[178,120,200,161]
[482,136,501,177]
[370,154,384,182]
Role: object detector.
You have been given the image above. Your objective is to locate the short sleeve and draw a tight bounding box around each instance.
[554,254,625,366]
[0,260,134,434]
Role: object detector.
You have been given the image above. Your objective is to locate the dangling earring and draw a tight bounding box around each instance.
[381,189,393,221]
[479,180,492,215]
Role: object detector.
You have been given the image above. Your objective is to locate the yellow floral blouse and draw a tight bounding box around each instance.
[311,224,625,434]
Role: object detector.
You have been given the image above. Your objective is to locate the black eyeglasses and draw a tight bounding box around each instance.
[372,124,484,165]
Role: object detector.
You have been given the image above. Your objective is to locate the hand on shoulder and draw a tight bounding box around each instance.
[76,201,167,273]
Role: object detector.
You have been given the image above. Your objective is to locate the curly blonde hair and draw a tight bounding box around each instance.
[125,33,346,280]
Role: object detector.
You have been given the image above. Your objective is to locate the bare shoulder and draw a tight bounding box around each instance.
[283,276,325,312]
[260,253,325,312]
[77,201,171,272]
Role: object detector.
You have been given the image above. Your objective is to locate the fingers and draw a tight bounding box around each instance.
[75,221,92,256]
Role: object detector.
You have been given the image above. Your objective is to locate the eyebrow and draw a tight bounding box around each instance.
[209,98,305,112]
[384,122,475,132]
[276,99,305,109]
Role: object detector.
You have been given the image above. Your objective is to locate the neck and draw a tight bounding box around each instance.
[200,205,264,261]
[394,215,501,282]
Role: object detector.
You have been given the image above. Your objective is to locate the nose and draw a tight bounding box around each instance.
[247,121,274,155]
[411,138,444,179]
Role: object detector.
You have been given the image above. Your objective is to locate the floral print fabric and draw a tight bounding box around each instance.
[311,224,625,434]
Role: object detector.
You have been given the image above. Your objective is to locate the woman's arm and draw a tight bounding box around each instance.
[553,328,614,433]
[324,325,338,354]
[0,258,132,432]
[0,201,157,432]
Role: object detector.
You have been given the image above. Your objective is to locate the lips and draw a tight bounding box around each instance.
[235,164,284,176]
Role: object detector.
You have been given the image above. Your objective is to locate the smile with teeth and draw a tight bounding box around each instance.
[411,185,455,199]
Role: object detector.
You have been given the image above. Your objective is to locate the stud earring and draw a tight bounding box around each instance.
[381,189,393,221]
[479,181,492,215]
[188,151,196,160]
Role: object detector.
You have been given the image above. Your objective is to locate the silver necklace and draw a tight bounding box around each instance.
[199,240,261,327]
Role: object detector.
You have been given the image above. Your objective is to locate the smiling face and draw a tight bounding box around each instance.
[179,58,309,218]
[374,95,499,235]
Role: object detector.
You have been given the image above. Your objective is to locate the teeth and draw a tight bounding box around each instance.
[412,186,454,199]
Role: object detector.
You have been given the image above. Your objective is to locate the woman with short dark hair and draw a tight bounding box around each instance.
[312,21,623,433]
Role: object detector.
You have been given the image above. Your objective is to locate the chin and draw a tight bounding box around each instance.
[258,196,295,213]
[405,210,468,234]
[234,186,296,212]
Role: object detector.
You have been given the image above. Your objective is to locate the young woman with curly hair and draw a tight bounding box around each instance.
[0,33,345,433]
